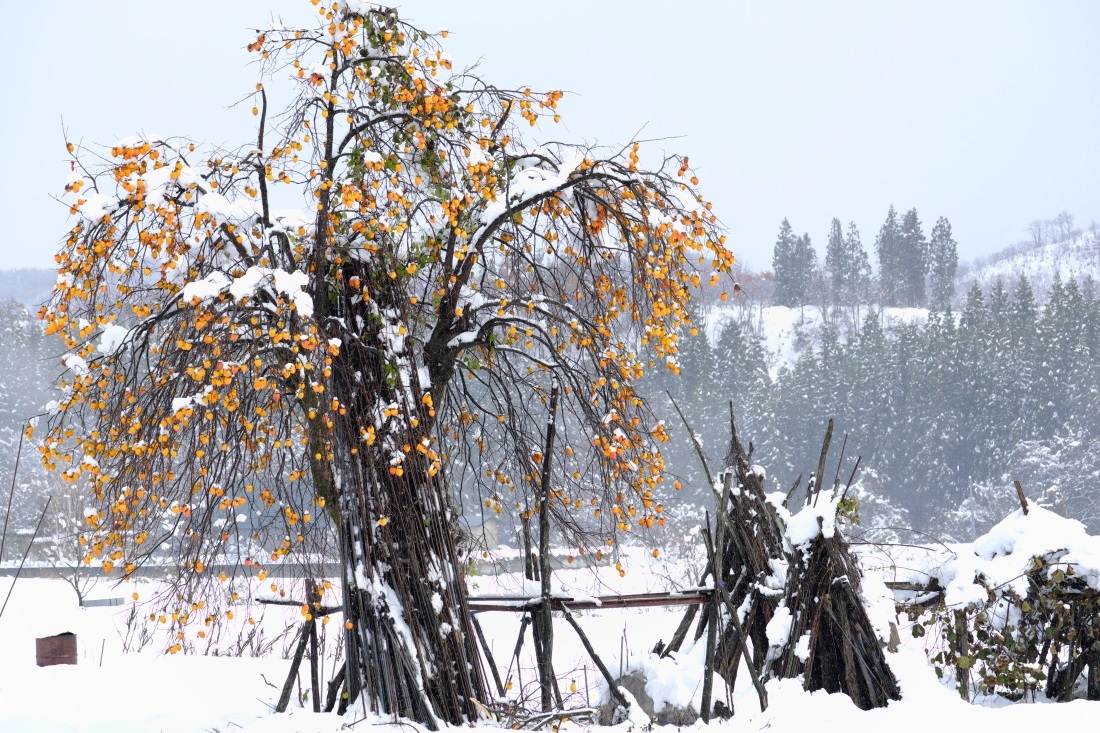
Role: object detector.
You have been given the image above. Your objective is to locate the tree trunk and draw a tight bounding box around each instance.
[308,276,488,726]
[330,451,487,726]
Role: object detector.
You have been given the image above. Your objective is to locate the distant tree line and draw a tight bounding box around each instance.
[1028,211,1080,249]
[0,298,69,560]
[643,274,1100,537]
[772,207,958,309]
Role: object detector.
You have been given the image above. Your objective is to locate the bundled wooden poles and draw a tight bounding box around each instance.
[766,508,901,708]
[665,409,900,717]
[323,412,488,728]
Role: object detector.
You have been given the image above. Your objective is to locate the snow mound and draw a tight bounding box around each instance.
[909,505,1100,608]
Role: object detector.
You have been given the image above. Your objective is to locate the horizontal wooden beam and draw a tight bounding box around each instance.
[255,597,342,616]
[885,581,937,592]
[467,590,711,613]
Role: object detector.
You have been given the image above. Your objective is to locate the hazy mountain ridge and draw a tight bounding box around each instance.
[0,268,56,308]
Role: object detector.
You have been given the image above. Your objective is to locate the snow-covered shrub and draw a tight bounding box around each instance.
[909,506,1100,701]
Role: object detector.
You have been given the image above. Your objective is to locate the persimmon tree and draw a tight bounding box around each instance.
[40,0,733,724]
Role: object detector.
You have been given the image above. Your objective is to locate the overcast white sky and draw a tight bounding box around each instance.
[3,1,1097,272]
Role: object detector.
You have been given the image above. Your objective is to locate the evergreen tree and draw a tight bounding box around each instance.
[772,218,800,307]
[673,319,723,483]
[713,318,771,442]
[955,283,989,482]
[772,220,816,307]
[815,324,848,453]
[874,206,903,306]
[1041,277,1089,434]
[883,322,923,511]
[845,221,873,306]
[1008,276,1042,446]
[825,218,873,309]
[928,216,959,310]
[1066,329,1099,435]
[1036,273,1068,434]
[906,308,964,508]
[765,351,827,483]
[792,232,818,308]
[1057,279,1095,431]
[899,208,929,307]
[825,218,847,303]
[848,311,894,489]
[983,279,1015,466]
[1083,278,1100,435]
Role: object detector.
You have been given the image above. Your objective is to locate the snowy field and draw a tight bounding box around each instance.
[4,531,1100,733]
[704,304,929,377]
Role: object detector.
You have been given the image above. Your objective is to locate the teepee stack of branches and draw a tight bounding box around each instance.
[765,421,900,709]
[766,518,901,708]
[659,403,786,719]
[662,407,900,718]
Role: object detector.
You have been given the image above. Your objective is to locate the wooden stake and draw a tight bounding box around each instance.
[324,665,346,713]
[558,602,629,711]
[305,579,321,713]
[812,419,834,507]
[830,433,848,499]
[783,473,803,509]
[309,615,320,712]
[277,619,314,713]
[713,575,768,711]
[954,609,970,702]
[536,382,561,711]
[700,518,720,722]
[1014,480,1029,515]
[471,613,506,698]
[839,456,862,505]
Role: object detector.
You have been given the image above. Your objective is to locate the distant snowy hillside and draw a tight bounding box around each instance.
[695,230,1100,376]
[0,268,56,307]
[957,230,1100,298]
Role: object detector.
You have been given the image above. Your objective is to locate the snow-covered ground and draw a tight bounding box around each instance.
[4,521,1100,733]
[705,304,929,377]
